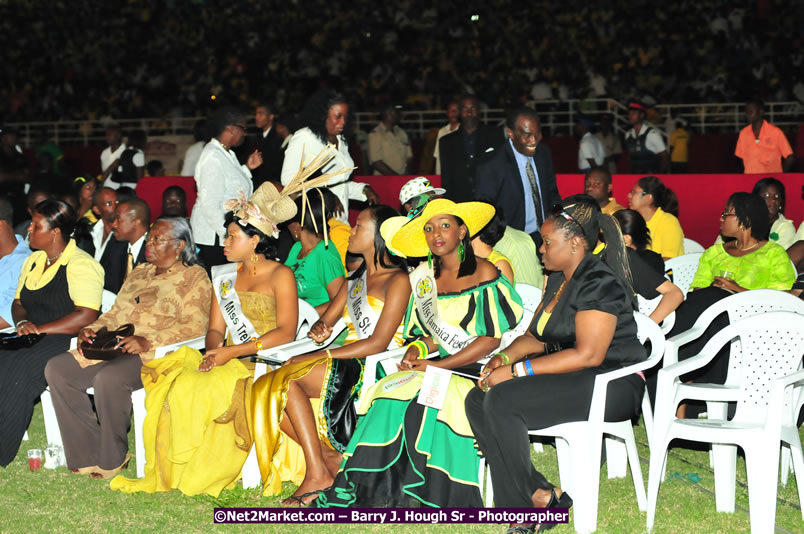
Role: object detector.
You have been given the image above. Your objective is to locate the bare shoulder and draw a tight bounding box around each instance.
[474,258,500,283]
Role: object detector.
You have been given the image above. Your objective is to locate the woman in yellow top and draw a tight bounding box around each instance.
[628,175,685,259]
[250,205,410,505]
[110,182,300,496]
[672,192,795,418]
[471,210,515,283]
[1,199,103,468]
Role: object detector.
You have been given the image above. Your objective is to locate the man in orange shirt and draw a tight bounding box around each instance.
[735,100,795,173]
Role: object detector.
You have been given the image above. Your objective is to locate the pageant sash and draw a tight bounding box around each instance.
[409,264,475,355]
[345,270,383,339]
[211,263,260,345]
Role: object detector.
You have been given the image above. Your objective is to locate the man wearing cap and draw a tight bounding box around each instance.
[398,176,446,215]
[735,100,795,174]
[368,106,412,175]
[475,107,559,242]
[624,102,668,174]
[438,95,504,203]
[575,117,606,173]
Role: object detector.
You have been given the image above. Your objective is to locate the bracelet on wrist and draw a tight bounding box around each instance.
[412,340,429,360]
[251,336,263,352]
[495,352,511,365]
[15,319,30,329]
[524,359,536,376]
[513,361,527,378]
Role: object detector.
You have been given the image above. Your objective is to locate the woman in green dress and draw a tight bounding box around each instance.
[317,198,523,508]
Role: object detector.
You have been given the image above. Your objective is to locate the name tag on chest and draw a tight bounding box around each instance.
[416,366,453,411]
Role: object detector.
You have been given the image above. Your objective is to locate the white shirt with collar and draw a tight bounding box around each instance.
[578,131,606,170]
[129,234,146,264]
[101,143,126,174]
[434,123,460,174]
[190,139,254,246]
[280,127,365,222]
[90,221,116,261]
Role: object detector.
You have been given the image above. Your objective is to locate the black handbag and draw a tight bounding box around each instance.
[0,332,46,350]
[80,324,136,360]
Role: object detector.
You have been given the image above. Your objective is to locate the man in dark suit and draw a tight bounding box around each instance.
[101,198,150,293]
[249,103,285,187]
[476,107,560,244]
[438,95,504,203]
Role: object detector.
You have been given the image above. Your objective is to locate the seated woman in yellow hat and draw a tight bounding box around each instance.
[317,198,523,508]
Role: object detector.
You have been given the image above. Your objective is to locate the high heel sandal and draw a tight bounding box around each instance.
[89,455,131,479]
[536,488,573,533]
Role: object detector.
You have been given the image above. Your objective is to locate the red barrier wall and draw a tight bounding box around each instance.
[135,176,197,222]
[353,173,804,247]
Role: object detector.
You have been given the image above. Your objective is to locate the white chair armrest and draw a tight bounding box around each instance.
[663,326,708,367]
[256,320,348,364]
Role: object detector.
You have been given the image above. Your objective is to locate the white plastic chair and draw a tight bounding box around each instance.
[485,312,664,532]
[100,290,117,313]
[682,237,705,254]
[637,293,676,335]
[663,253,702,297]
[647,312,804,533]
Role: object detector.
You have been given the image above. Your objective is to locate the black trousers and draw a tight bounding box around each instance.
[465,368,644,507]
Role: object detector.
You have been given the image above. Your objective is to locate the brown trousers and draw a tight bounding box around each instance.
[44,352,143,471]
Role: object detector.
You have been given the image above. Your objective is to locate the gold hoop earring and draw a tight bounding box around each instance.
[251,250,258,276]
[571,247,577,255]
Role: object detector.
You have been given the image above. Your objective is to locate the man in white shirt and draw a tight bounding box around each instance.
[100,125,126,188]
[433,100,460,175]
[110,130,146,189]
[575,116,606,172]
[624,102,668,173]
[190,107,261,271]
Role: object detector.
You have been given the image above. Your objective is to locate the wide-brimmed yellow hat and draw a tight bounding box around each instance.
[391,198,495,258]
[379,216,410,258]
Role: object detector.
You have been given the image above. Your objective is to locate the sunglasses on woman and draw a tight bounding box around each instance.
[551,204,586,236]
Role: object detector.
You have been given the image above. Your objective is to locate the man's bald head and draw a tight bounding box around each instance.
[112,198,151,244]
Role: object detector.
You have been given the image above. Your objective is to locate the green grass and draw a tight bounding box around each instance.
[1,403,802,533]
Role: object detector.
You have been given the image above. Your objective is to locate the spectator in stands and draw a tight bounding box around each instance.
[398,176,445,215]
[0,127,29,219]
[161,186,187,218]
[45,217,211,478]
[281,89,378,220]
[100,125,126,189]
[102,199,150,294]
[672,192,796,417]
[585,167,624,215]
[668,118,690,173]
[14,188,52,238]
[145,160,165,177]
[0,198,30,330]
[752,177,796,248]
[368,105,412,175]
[190,106,261,271]
[111,130,146,189]
[628,176,684,259]
[33,128,63,177]
[179,120,207,177]
[0,199,103,467]
[475,107,559,245]
[250,103,285,187]
[439,95,504,203]
[285,189,345,315]
[595,114,623,174]
[575,116,605,172]
[735,100,795,173]
[471,210,515,283]
[613,209,684,324]
[434,100,460,175]
[624,102,668,174]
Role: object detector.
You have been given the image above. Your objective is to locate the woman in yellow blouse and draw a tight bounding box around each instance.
[1,199,103,468]
[251,205,410,505]
[628,175,685,260]
[45,216,211,478]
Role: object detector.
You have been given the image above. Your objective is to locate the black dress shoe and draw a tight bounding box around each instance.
[537,488,573,532]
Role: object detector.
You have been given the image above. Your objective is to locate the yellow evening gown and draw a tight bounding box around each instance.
[110,291,307,496]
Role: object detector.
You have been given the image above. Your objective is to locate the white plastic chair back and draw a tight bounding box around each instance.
[296,299,319,338]
[719,314,804,424]
[682,238,705,254]
[101,290,117,313]
[636,294,676,335]
[663,252,702,296]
